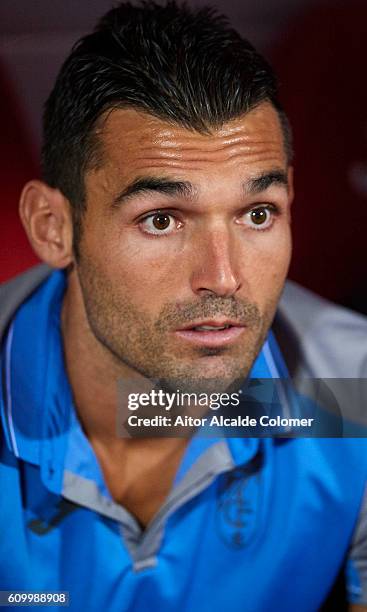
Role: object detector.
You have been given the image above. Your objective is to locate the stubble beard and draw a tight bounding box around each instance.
[76,255,276,395]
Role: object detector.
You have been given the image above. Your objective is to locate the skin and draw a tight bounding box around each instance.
[75,101,292,388]
[20,101,293,526]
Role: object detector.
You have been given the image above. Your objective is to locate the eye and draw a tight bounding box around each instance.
[139,211,181,235]
[241,205,276,230]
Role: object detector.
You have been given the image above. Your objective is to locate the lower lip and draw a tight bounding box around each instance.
[174,326,245,347]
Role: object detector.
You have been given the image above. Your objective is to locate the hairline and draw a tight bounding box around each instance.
[84,99,292,183]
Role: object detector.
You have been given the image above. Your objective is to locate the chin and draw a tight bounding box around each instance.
[158,361,250,395]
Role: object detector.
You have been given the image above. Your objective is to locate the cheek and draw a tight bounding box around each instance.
[91,229,186,309]
[267,229,292,277]
[241,228,292,296]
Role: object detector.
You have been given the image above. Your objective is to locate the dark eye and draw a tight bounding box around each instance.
[239,206,274,230]
[139,212,181,235]
[152,213,171,230]
[250,208,268,226]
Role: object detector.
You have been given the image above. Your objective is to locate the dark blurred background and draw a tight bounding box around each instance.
[1,0,366,313]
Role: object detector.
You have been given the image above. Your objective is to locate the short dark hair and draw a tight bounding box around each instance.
[42,0,292,249]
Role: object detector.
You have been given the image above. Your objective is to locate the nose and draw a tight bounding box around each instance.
[190,224,241,297]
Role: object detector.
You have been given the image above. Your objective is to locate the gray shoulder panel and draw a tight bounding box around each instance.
[0,264,52,339]
[276,280,367,378]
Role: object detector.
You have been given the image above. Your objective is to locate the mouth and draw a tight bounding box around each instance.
[174,320,246,348]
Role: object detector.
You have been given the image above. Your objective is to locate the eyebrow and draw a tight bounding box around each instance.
[245,170,289,195]
[112,169,288,207]
[112,176,196,207]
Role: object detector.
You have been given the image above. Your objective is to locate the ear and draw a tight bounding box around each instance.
[287,166,295,206]
[19,180,74,268]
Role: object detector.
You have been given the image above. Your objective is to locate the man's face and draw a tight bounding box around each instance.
[75,102,292,391]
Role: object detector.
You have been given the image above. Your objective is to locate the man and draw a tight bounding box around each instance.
[1,2,367,610]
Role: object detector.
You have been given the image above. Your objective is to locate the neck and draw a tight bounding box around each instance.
[61,268,185,454]
[60,269,192,525]
[61,268,123,442]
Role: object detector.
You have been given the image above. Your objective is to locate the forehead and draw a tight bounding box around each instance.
[91,102,287,184]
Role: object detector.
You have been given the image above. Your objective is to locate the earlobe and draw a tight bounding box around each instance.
[19,180,74,268]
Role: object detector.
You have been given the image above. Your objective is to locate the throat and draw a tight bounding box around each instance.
[90,437,188,528]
